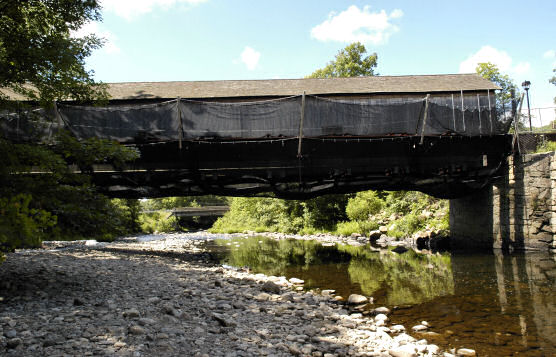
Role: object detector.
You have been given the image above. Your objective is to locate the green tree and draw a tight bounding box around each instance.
[0,0,107,106]
[551,68,556,105]
[0,1,138,257]
[475,62,519,117]
[307,42,378,78]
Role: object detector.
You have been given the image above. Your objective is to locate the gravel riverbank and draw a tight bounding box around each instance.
[0,234,473,356]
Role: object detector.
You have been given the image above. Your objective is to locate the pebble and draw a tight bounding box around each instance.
[412,324,428,331]
[128,325,145,335]
[456,348,476,356]
[289,277,305,285]
[0,232,460,356]
[347,294,368,305]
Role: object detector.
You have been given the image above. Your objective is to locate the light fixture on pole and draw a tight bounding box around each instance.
[522,80,532,132]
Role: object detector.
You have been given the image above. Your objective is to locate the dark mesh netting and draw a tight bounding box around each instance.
[178,96,301,139]
[1,94,509,143]
[303,96,424,136]
[428,103,496,135]
[0,108,53,142]
[58,101,179,142]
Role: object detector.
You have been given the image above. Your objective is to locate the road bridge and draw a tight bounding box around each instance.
[2,74,512,199]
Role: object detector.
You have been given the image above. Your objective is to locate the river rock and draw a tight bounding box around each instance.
[289,278,304,285]
[369,230,382,240]
[373,306,391,314]
[261,281,281,294]
[6,338,22,349]
[128,325,145,335]
[389,344,417,357]
[212,313,236,327]
[4,329,16,338]
[456,348,476,356]
[347,294,368,305]
[374,313,388,323]
[123,308,140,318]
[412,324,428,332]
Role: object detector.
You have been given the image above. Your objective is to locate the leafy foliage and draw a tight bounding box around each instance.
[0,0,107,106]
[475,62,522,130]
[346,191,383,221]
[307,42,378,78]
[0,133,140,248]
[0,194,56,250]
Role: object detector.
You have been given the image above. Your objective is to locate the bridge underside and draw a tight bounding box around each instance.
[93,135,512,199]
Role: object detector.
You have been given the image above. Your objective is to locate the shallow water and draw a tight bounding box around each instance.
[202,236,556,356]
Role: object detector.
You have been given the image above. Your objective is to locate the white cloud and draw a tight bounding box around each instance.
[310,5,403,45]
[71,22,120,54]
[458,45,530,77]
[101,0,207,20]
[240,47,260,71]
[543,50,555,59]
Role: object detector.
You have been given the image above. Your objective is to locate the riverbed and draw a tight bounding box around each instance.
[200,234,556,356]
[1,232,554,356]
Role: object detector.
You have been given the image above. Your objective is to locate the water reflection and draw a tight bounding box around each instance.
[203,236,556,356]
[206,236,454,306]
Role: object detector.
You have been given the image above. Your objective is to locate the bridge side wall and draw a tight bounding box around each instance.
[450,152,556,252]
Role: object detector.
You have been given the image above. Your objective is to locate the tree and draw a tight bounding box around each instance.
[475,62,519,117]
[0,1,137,256]
[307,42,378,78]
[0,0,107,106]
[551,68,556,104]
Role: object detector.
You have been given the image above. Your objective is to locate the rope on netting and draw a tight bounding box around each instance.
[297,91,306,158]
[420,94,430,145]
[460,90,466,133]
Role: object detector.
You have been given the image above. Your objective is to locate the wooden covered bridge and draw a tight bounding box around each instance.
[1,74,513,199]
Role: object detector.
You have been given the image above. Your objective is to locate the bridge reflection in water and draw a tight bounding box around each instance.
[203,236,555,356]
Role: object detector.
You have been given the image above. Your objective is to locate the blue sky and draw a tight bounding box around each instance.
[77,0,556,125]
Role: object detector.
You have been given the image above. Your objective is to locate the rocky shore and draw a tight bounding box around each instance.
[0,234,474,356]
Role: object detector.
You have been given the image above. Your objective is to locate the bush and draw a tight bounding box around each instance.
[346,191,384,221]
[139,212,178,233]
[388,213,425,238]
[0,194,56,251]
[334,220,379,237]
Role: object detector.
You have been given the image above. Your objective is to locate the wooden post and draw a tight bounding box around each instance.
[477,93,482,133]
[297,91,306,157]
[487,89,493,133]
[451,94,456,131]
[461,90,466,132]
[420,94,430,145]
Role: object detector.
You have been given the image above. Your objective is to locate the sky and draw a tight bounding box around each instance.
[76,0,556,126]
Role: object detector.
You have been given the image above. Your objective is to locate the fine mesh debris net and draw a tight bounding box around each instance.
[1,94,507,143]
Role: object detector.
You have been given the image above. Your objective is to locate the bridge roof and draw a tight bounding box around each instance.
[2,74,499,101]
[107,73,499,100]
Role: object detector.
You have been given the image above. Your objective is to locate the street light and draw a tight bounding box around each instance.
[522,80,532,132]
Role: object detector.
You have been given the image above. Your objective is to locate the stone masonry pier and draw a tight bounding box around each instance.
[450,152,556,252]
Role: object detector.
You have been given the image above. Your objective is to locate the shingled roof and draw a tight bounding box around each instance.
[2,74,499,101]
[106,74,498,100]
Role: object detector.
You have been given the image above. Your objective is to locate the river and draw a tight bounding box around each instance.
[196,235,556,356]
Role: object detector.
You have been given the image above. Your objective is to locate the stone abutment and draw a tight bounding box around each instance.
[450,152,556,252]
